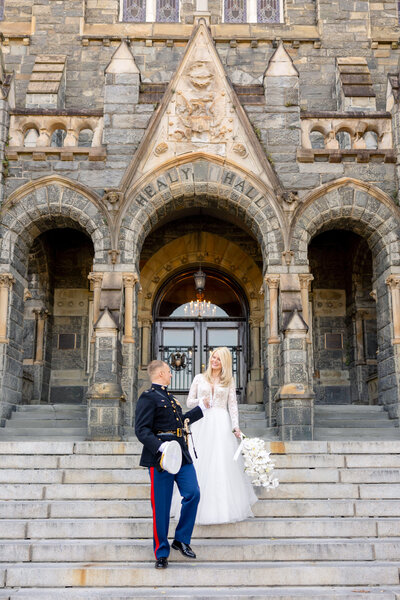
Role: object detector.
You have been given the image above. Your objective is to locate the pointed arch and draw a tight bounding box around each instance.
[1,176,111,267]
[289,178,400,271]
[118,155,285,266]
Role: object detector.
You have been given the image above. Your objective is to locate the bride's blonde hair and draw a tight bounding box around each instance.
[204,346,233,387]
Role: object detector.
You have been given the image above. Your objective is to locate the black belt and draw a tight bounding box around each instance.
[157,429,183,437]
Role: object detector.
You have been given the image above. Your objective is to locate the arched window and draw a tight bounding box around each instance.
[122,0,179,22]
[364,131,378,150]
[310,131,325,150]
[78,129,94,148]
[51,129,66,148]
[24,128,39,148]
[224,0,281,22]
[336,130,351,150]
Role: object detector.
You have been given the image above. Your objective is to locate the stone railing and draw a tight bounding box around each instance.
[298,112,395,163]
[7,111,106,161]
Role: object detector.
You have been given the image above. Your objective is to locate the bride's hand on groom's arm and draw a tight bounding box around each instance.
[199,397,211,411]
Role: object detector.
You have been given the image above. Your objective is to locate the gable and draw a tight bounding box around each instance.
[121,23,280,195]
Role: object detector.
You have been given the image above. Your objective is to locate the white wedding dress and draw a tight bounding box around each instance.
[171,373,257,525]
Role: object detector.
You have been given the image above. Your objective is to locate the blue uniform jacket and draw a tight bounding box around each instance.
[135,383,203,468]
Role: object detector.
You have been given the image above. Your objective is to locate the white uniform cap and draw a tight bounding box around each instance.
[160,440,182,474]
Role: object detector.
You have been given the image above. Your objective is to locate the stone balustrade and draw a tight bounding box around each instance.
[7,112,106,161]
[298,112,395,163]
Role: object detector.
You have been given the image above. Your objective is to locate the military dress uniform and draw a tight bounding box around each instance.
[135,383,203,560]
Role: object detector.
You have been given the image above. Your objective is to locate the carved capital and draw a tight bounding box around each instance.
[370,289,377,302]
[33,308,49,319]
[386,275,400,290]
[0,274,15,289]
[88,272,104,289]
[264,274,280,289]
[123,272,139,288]
[299,274,314,291]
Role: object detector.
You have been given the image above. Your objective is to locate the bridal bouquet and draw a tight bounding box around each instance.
[234,436,279,489]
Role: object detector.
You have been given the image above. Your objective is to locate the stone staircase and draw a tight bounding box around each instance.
[238,403,278,439]
[0,404,87,441]
[314,404,400,441]
[0,440,399,598]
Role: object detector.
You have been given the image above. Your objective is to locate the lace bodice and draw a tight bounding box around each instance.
[186,373,239,429]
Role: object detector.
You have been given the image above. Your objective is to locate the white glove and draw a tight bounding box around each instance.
[158,441,168,453]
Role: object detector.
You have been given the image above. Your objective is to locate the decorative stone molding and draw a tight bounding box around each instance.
[7,114,105,161]
[298,112,394,164]
[291,179,400,267]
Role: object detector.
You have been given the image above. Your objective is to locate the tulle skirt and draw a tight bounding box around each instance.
[171,407,257,525]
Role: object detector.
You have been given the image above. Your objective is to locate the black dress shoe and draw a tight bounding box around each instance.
[155,557,168,569]
[171,539,196,559]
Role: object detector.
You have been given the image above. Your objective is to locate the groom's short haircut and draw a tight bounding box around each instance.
[148,359,168,379]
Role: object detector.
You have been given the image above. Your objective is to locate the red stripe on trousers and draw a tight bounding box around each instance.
[149,467,160,558]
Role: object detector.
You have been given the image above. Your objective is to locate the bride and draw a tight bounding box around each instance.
[172,346,257,524]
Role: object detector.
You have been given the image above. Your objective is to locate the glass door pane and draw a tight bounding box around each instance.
[158,325,199,391]
[204,325,241,388]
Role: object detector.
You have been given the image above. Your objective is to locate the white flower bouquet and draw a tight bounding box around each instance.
[233,436,279,489]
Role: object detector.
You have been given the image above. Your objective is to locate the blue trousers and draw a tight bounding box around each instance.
[149,463,200,559]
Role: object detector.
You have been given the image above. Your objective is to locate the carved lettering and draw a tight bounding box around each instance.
[135,193,148,206]
[245,186,258,199]
[223,171,236,186]
[157,178,168,191]
[233,179,245,193]
[144,185,156,198]
[167,170,179,184]
[180,167,193,180]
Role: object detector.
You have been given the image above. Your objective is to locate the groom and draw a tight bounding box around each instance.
[135,360,205,569]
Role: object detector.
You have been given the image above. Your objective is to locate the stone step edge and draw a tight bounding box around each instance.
[3,586,400,599]
[2,440,400,454]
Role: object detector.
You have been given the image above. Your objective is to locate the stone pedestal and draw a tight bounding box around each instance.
[276,309,314,440]
[87,308,124,440]
[276,385,314,440]
[87,382,124,441]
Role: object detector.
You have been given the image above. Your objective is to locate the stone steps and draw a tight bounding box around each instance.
[0,405,87,441]
[2,561,400,587]
[0,441,399,596]
[1,516,395,539]
[314,404,400,440]
[1,537,400,562]
[3,587,400,600]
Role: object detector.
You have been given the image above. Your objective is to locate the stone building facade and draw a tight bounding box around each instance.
[0,0,399,440]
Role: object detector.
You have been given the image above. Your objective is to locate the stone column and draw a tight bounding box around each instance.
[386,275,400,343]
[88,272,103,326]
[265,275,280,344]
[123,273,139,344]
[141,318,153,367]
[33,308,48,363]
[0,274,15,343]
[247,317,263,404]
[299,274,314,328]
